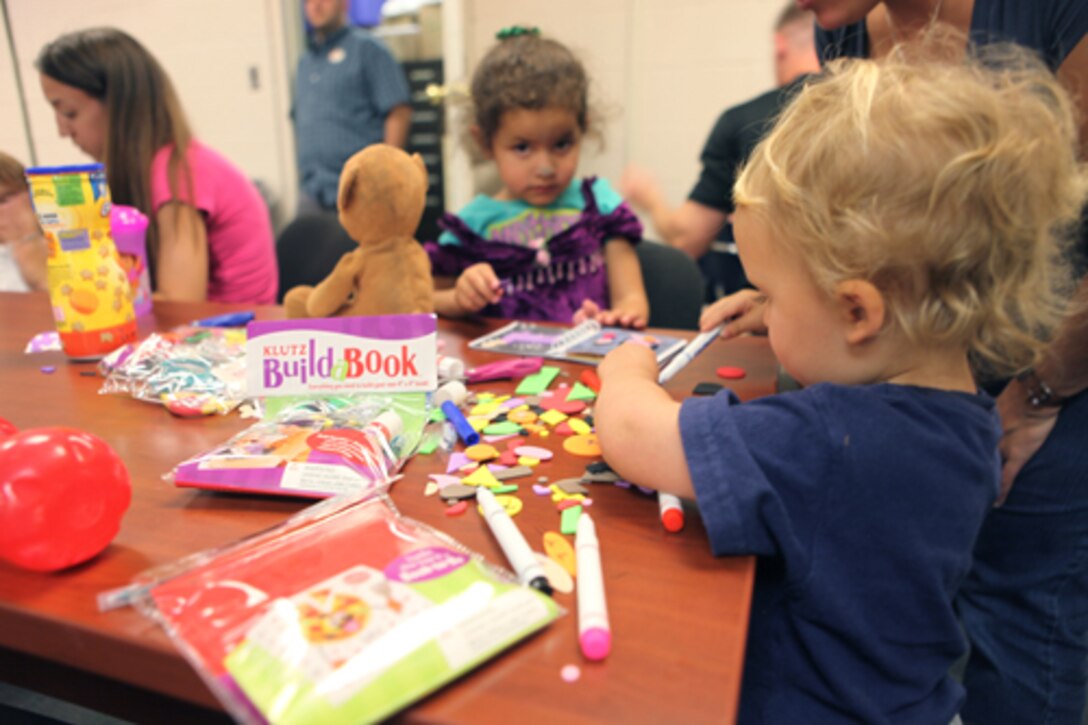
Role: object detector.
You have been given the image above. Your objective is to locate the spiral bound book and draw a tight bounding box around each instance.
[468,320,685,366]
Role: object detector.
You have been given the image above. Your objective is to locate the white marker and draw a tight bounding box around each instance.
[476,487,552,595]
[651,326,722,532]
[657,323,726,384]
[576,512,611,660]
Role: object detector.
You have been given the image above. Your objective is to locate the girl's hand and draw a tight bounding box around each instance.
[454,263,502,313]
[598,340,659,384]
[700,288,766,338]
[573,299,648,329]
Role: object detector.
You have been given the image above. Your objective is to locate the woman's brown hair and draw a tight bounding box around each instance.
[36,27,193,272]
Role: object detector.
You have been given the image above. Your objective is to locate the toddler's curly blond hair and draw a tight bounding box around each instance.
[735,40,1087,379]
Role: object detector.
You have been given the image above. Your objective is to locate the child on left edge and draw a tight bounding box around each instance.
[0,151,47,293]
[427,27,649,327]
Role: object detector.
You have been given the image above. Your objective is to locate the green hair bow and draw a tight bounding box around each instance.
[496,26,540,40]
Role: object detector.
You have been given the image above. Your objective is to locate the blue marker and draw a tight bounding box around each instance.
[441,400,480,446]
[192,311,255,327]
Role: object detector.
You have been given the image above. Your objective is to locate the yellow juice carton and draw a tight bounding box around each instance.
[25,164,137,359]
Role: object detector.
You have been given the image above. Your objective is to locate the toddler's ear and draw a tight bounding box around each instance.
[469,125,491,158]
[835,280,885,345]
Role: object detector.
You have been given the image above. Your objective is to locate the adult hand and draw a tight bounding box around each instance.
[700,288,767,338]
[454,262,502,313]
[994,378,1060,505]
[619,164,663,211]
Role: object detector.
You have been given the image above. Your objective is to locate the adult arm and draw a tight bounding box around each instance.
[621,165,727,258]
[383,104,412,148]
[995,33,1088,501]
[996,277,1088,502]
[153,202,209,301]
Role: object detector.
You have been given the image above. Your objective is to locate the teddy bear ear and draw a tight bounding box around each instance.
[338,165,358,213]
[411,153,429,188]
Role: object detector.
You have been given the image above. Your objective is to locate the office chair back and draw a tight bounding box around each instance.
[275,213,358,303]
[636,241,704,330]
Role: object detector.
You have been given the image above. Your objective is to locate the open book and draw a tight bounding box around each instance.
[469,320,686,366]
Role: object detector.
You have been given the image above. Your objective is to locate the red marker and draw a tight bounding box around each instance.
[580,368,601,393]
[658,492,685,533]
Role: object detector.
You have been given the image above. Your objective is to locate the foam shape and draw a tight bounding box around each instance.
[515,366,561,395]
[464,443,500,462]
[484,420,523,436]
[563,434,602,458]
[462,465,501,488]
[560,505,583,535]
[567,418,592,435]
[539,409,569,427]
[444,500,469,516]
[538,553,574,594]
[446,452,470,473]
[543,531,577,576]
[716,366,747,380]
[513,445,553,461]
[566,382,597,402]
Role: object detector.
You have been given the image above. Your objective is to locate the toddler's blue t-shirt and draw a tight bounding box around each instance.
[679,382,1001,723]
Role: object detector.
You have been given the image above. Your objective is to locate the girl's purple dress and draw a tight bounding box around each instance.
[425,178,642,322]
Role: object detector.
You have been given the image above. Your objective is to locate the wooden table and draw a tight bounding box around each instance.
[0,292,778,723]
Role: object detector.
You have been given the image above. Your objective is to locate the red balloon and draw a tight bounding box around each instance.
[0,417,16,439]
[0,428,131,572]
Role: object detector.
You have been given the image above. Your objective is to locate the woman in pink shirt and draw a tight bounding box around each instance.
[36,27,278,304]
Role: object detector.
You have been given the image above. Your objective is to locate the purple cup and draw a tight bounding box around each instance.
[110,205,151,317]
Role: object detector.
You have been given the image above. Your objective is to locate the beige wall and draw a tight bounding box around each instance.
[460,0,784,229]
[2,0,297,225]
[1,0,781,231]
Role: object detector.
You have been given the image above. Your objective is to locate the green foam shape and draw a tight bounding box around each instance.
[566,382,597,402]
[483,420,522,436]
[515,366,561,395]
[560,504,583,535]
[417,435,439,455]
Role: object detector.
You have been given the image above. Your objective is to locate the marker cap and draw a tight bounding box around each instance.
[661,508,684,533]
[434,380,468,408]
[438,356,465,380]
[580,627,612,661]
[371,411,404,441]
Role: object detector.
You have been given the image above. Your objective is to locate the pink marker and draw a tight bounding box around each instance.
[466,356,544,384]
[576,513,611,660]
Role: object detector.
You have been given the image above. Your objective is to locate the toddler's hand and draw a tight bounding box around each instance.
[700,288,767,338]
[599,340,658,383]
[454,263,502,313]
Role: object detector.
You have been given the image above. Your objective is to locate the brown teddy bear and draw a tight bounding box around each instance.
[284,144,435,319]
